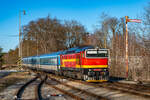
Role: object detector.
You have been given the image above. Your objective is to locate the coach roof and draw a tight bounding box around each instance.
[23,46,94,59]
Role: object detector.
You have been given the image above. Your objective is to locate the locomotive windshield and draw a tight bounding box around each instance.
[86,49,108,58]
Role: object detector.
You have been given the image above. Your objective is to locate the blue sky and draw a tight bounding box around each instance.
[0,0,149,52]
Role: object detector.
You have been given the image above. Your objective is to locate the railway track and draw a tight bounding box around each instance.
[48,74,150,99]
[35,75,48,100]
[14,76,38,100]
[75,80,150,98]
[46,82,83,100]
[46,76,109,100]
[105,82,150,97]
[26,69,150,99]
[15,75,48,100]
[113,81,150,92]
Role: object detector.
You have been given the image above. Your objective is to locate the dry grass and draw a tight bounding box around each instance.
[0,72,32,92]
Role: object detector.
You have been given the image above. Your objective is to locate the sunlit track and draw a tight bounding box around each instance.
[14,76,38,100]
[46,82,83,100]
[35,75,47,100]
[47,76,109,100]
[113,81,150,92]
[97,82,150,98]
[48,73,150,98]
[72,79,150,98]
[23,68,150,99]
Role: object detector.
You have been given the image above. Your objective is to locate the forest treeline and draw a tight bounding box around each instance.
[0,47,4,67]
[2,2,150,80]
[3,3,150,64]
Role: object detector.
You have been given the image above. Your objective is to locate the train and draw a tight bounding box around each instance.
[22,46,109,82]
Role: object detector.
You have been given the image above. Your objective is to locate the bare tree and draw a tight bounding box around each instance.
[64,20,88,48]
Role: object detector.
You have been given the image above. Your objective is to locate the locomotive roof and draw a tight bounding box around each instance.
[64,46,94,54]
[75,46,94,53]
[22,51,62,59]
[23,46,94,59]
[39,51,65,58]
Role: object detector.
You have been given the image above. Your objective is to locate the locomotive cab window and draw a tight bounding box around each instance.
[86,50,108,58]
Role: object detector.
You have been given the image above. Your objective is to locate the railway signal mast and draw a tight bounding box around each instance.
[125,16,141,79]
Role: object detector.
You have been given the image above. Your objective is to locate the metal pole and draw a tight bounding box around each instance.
[104,33,106,48]
[19,10,25,68]
[19,11,21,59]
[125,16,129,79]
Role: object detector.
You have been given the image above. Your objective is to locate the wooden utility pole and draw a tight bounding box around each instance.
[125,16,141,79]
[125,16,129,79]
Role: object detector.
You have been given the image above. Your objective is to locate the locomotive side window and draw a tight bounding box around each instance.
[86,50,108,58]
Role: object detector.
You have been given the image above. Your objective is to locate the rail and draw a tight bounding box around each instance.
[14,76,38,100]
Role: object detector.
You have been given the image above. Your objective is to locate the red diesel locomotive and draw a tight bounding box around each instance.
[60,48,109,82]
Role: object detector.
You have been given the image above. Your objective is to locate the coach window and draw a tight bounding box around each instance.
[48,58,51,64]
[50,58,52,64]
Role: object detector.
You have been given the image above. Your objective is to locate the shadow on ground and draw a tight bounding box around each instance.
[109,76,126,82]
